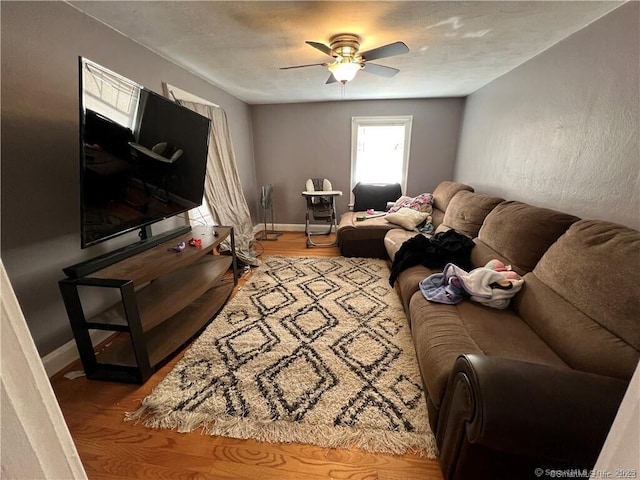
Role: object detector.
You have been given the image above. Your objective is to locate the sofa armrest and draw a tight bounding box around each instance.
[437,354,629,478]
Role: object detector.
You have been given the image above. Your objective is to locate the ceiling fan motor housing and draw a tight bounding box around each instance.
[329,33,361,60]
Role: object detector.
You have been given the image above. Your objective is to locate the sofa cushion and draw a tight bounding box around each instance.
[409,294,568,408]
[337,212,398,258]
[437,191,504,238]
[513,220,640,380]
[385,207,430,231]
[338,211,396,231]
[395,264,433,315]
[470,238,524,275]
[432,181,475,212]
[386,181,475,266]
[431,181,474,227]
[384,229,421,262]
[473,201,579,274]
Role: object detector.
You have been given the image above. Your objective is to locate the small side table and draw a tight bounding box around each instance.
[302,190,342,247]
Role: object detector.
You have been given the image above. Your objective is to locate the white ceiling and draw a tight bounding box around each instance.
[69,1,623,105]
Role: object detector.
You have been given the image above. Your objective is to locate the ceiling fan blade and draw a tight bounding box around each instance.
[280,62,328,70]
[360,41,409,61]
[306,41,334,57]
[326,74,337,84]
[362,63,400,78]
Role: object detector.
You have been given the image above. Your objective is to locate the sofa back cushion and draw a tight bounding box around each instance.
[431,181,474,227]
[436,191,503,238]
[471,201,579,274]
[513,220,640,380]
[352,182,402,212]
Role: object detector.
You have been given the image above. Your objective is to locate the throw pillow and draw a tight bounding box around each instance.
[386,207,430,231]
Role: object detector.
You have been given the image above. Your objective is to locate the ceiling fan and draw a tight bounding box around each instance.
[280,34,409,84]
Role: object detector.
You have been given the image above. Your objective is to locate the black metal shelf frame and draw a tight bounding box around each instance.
[58,277,152,384]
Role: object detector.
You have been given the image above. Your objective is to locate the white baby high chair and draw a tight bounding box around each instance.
[301,178,342,247]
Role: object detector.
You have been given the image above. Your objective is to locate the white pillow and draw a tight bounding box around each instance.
[386,207,429,231]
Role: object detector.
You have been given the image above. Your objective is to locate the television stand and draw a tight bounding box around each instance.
[64,225,191,278]
[58,226,237,384]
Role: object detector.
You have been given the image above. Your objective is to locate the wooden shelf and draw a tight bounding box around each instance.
[90,226,231,286]
[88,255,232,332]
[97,282,234,368]
[59,225,237,384]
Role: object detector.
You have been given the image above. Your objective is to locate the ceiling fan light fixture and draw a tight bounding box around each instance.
[328,61,361,83]
[282,33,409,87]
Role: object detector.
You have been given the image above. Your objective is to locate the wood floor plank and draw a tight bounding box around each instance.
[50,231,443,480]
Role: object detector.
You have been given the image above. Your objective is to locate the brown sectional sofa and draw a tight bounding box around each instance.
[428,218,636,479]
[355,181,639,479]
[337,181,473,259]
[337,182,404,258]
[430,181,475,228]
[384,182,479,263]
[404,200,580,411]
[387,188,504,315]
[337,214,398,258]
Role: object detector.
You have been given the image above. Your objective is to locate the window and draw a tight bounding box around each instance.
[350,116,412,194]
[82,59,141,129]
[189,203,217,227]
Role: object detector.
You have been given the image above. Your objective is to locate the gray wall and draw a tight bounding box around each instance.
[455,2,639,229]
[251,98,464,225]
[1,2,257,356]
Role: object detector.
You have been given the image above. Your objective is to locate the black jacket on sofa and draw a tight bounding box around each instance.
[389,229,475,285]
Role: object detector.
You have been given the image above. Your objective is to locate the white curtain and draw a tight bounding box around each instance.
[178,100,259,266]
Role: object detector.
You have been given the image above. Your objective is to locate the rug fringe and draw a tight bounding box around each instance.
[126,406,438,458]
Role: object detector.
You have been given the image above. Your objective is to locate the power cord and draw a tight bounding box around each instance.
[252,238,265,258]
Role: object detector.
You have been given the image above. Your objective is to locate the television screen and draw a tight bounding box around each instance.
[79,57,211,248]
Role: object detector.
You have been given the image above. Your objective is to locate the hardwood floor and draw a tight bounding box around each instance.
[50,231,444,480]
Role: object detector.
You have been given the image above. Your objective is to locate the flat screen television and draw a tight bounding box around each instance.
[65,58,211,277]
[79,57,211,248]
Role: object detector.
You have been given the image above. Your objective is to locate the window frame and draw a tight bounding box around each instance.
[349,115,413,200]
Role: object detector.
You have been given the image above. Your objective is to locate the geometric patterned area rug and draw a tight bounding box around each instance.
[127,256,437,457]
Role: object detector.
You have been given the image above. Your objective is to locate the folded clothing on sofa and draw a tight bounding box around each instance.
[420,261,523,309]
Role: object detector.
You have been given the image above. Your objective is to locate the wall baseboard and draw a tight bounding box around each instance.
[253,223,307,233]
[42,330,113,378]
